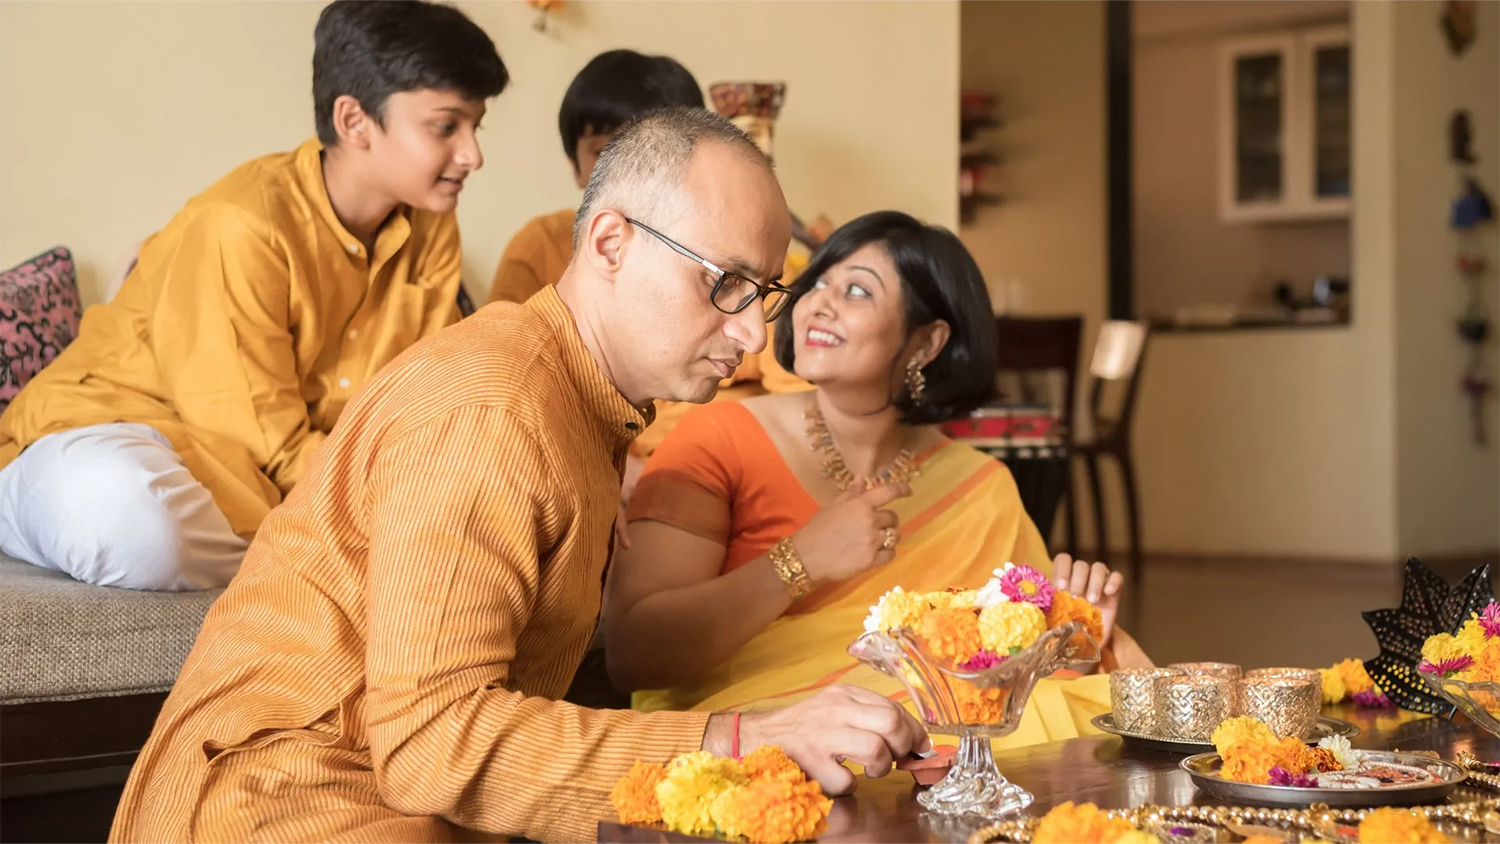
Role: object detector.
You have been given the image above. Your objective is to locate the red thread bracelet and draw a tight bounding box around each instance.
[731,711,742,759]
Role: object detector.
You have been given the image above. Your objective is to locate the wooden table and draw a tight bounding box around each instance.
[598,704,1500,843]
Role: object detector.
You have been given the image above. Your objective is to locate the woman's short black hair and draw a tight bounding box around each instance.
[313,0,510,147]
[774,211,998,426]
[558,50,705,168]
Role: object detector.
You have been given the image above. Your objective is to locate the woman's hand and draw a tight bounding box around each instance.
[792,483,912,584]
[1051,553,1124,645]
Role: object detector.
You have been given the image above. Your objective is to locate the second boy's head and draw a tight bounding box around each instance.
[313,0,509,214]
[559,50,705,190]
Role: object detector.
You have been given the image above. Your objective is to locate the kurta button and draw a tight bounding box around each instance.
[339,378,351,389]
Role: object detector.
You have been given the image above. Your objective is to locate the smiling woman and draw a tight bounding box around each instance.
[604,210,1153,747]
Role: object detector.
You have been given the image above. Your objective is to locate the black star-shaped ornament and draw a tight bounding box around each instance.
[1360,558,1494,715]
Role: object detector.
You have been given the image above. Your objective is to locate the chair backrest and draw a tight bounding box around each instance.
[1086,320,1150,439]
[993,315,1083,436]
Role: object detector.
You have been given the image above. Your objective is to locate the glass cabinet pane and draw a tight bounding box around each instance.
[1313,44,1351,199]
[1234,53,1284,203]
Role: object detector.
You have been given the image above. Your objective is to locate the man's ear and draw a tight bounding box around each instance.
[332,94,376,150]
[581,208,630,284]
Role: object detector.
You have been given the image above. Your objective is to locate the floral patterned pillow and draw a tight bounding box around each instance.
[0,247,82,412]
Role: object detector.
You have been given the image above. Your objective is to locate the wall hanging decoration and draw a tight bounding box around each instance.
[526,0,561,33]
[960,90,1001,225]
[1449,101,1494,445]
[1442,0,1477,56]
[709,82,832,252]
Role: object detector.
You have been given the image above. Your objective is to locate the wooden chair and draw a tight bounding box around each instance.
[992,316,1083,544]
[1072,321,1150,594]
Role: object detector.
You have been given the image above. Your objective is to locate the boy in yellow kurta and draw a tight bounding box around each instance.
[0,0,509,591]
[110,108,927,844]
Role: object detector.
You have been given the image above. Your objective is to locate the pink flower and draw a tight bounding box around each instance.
[960,649,1006,671]
[1420,655,1474,676]
[1481,602,1500,639]
[1352,689,1393,709]
[1268,766,1317,788]
[999,564,1055,612]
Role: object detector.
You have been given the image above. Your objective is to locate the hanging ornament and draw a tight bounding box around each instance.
[526,0,562,33]
[1442,0,1477,56]
[1450,110,1476,164]
[1451,177,1495,229]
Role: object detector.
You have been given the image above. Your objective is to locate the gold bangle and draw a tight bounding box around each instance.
[769,537,815,600]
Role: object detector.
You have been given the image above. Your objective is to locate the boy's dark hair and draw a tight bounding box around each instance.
[558,50,704,169]
[313,0,509,147]
[774,211,1000,426]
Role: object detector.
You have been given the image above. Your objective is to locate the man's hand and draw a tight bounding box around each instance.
[703,685,930,795]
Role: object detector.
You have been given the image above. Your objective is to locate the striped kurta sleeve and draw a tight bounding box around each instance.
[364,405,709,841]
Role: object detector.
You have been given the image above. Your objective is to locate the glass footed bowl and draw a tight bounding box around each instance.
[848,621,1100,819]
[1420,668,1500,737]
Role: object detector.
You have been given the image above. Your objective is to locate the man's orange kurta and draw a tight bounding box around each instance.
[0,138,462,536]
[487,209,811,455]
[109,287,710,844]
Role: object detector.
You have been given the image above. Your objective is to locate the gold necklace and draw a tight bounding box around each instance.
[803,398,919,492]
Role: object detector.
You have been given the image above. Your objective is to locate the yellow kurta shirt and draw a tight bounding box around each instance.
[0,138,462,536]
[110,287,711,844]
[487,207,811,455]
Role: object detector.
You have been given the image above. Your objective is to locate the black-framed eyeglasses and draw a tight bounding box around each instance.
[626,218,792,322]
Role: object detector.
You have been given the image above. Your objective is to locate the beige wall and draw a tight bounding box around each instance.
[1391,0,1500,554]
[958,0,1108,371]
[0,0,960,306]
[1133,1,1351,319]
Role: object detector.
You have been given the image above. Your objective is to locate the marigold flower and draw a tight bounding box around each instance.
[655,751,747,837]
[954,680,1009,724]
[917,607,984,665]
[863,586,927,634]
[1320,665,1348,704]
[1357,807,1451,843]
[1456,620,1490,659]
[1221,739,1282,785]
[978,602,1047,654]
[929,588,981,611]
[742,745,805,783]
[1033,801,1152,844]
[1046,589,1104,644]
[609,761,666,825]
[1211,716,1276,756]
[710,777,832,844]
[1335,658,1375,695]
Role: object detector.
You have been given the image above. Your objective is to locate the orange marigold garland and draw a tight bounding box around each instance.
[1357,807,1451,843]
[1046,589,1105,644]
[608,761,667,825]
[1032,801,1159,844]
[742,745,804,782]
[916,607,984,664]
[711,777,833,844]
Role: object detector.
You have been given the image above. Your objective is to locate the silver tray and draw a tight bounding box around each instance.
[1091,713,1359,754]
[1181,750,1467,808]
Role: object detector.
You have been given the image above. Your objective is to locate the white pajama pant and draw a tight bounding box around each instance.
[0,423,248,591]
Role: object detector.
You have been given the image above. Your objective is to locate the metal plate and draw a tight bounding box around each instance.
[1090,713,1360,754]
[1181,750,1467,808]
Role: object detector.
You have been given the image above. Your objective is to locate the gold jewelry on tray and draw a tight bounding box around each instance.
[769,537,814,599]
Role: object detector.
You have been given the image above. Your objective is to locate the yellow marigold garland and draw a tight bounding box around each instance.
[609,746,831,843]
[977,602,1047,654]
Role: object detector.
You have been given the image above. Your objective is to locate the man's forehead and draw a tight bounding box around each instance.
[673,158,790,281]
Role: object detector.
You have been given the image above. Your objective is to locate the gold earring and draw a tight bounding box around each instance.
[905,359,927,404]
